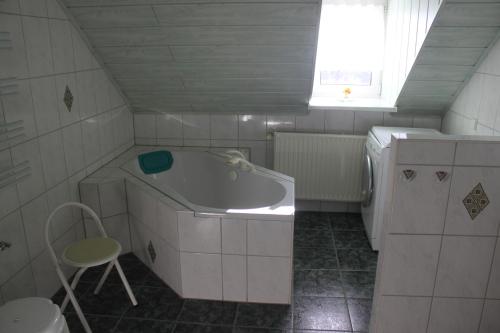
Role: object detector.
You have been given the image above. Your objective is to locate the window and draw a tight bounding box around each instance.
[311,0,386,102]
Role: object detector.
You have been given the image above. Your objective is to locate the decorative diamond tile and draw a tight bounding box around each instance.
[436,171,448,182]
[402,169,416,180]
[148,240,156,263]
[63,85,73,112]
[462,183,489,220]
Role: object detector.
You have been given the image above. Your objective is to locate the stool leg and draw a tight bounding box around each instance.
[114,260,138,306]
[94,261,114,295]
[56,267,92,333]
[61,267,87,312]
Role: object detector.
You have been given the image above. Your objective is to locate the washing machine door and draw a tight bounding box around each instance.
[361,147,373,207]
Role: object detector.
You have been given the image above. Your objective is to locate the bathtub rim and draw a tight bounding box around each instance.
[119,148,295,220]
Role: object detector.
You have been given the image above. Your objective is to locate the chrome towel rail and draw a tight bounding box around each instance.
[0,32,12,49]
[0,160,31,190]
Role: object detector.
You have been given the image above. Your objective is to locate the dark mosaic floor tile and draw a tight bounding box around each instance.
[293,270,343,297]
[65,313,119,333]
[77,284,134,316]
[178,300,237,325]
[330,213,364,231]
[347,298,372,332]
[79,265,107,283]
[114,318,174,333]
[294,228,334,248]
[293,296,352,331]
[333,231,371,249]
[337,248,378,271]
[119,252,142,262]
[143,271,169,288]
[235,303,292,329]
[341,271,375,299]
[234,328,287,332]
[123,286,183,320]
[294,247,338,270]
[294,212,332,230]
[103,260,151,286]
[52,281,94,313]
[172,323,233,333]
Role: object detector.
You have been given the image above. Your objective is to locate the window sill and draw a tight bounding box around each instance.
[308,97,397,112]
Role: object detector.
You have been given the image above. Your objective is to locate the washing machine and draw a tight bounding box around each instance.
[361,126,442,250]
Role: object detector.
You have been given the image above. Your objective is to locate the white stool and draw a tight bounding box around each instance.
[0,297,69,333]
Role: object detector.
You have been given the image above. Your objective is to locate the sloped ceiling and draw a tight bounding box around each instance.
[397,1,500,114]
[61,0,320,114]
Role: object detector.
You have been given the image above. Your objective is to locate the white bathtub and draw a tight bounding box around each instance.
[121,150,295,218]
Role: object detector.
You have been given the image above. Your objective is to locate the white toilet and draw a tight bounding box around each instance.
[0,297,69,333]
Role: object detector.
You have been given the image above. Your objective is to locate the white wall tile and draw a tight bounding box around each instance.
[62,122,85,176]
[134,113,157,139]
[428,298,483,333]
[157,114,183,139]
[0,264,36,302]
[81,117,102,164]
[444,167,500,236]
[183,114,210,139]
[413,115,441,130]
[389,165,451,234]
[211,115,238,140]
[126,182,157,231]
[455,141,500,167]
[396,140,455,165]
[46,181,74,239]
[296,109,324,132]
[222,254,246,302]
[47,0,66,19]
[0,150,20,220]
[479,300,500,333]
[22,17,53,77]
[239,140,266,166]
[383,113,413,128]
[93,70,111,114]
[39,130,68,188]
[247,220,292,257]
[266,115,295,133]
[180,252,222,300]
[79,182,101,218]
[30,76,60,135]
[99,180,127,218]
[72,26,95,72]
[324,110,354,134]
[354,111,383,135]
[49,19,75,74]
[157,200,179,249]
[178,213,220,253]
[19,0,47,17]
[12,139,46,204]
[374,296,431,333]
[486,241,500,299]
[76,70,97,120]
[239,115,266,140]
[221,219,246,255]
[20,194,49,260]
[102,214,131,252]
[380,235,441,296]
[435,236,496,298]
[248,256,291,304]
[0,211,30,285]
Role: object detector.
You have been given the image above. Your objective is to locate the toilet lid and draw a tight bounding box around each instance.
[0,297,61,333]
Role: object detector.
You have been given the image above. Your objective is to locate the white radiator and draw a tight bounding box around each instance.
[274,132,366,202]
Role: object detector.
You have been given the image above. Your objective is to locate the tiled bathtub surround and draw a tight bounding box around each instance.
[370,136,500,333]
[0,0,133,304]
[80,162,294,304]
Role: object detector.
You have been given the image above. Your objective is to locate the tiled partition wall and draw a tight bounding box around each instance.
[443,36,500,136]
[0,0,134,305]
[370,137,500,333]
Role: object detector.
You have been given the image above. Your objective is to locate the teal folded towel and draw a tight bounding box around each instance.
[138,150,173,174]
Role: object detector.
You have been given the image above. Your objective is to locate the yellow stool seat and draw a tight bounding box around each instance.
[62,237,121,268]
